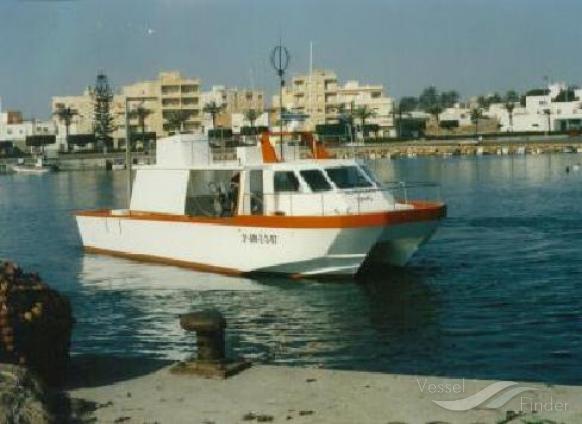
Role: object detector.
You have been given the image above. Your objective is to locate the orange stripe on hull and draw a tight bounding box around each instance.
[84,246,245,276]
[75,201,446,229]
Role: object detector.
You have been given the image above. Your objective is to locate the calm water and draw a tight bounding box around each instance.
[0,154,581,385]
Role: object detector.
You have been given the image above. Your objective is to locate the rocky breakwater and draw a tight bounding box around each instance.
[0,261,74,423]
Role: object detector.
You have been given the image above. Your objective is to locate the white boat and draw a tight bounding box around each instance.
[75,133,446,277]
[12,157,55,174]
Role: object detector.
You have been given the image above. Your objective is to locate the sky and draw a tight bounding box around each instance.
[1,0,582,118]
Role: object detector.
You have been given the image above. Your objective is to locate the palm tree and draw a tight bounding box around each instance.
[543,108,552,134]
[504,102,515,132]
[394,97,418,139]
[203,101,224,130]
[244,109,259,131]
[353,105,376,140]
[129,105,152,150]
[53,106,77,145]
[470,108,483,140]
[164,110,191,134]
[428,104,443,136]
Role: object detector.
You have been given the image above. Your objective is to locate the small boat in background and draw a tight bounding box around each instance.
[12,157,56,174]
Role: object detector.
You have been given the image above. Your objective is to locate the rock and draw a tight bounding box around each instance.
[0,261,74,386]
[0,363,55,424]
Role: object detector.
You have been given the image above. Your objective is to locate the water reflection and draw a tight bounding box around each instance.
[74,254,442,372]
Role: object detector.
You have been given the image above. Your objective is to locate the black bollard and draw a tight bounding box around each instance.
[179,310,226,362]
[172,309,250,379]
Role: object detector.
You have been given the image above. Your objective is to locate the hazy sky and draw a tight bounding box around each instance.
[1,0,582,118]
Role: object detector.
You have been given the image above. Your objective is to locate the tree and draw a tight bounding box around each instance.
[477,95,489,109]
[353,105,376,139]
[93,73,114,151]
[203,101,224,129]
[419,86,439,111]
[488,92,503,104]
[504,102,515,132]
[399,97,418,113]
[505,90,520,103]
[428,104,444,132]
[470,108,483,139]
[440,90,460,108]
[164,110,191,134]
[53,106,77,144]
[129,105,152,150]
[543,108,552,134]
[244,109,259,129]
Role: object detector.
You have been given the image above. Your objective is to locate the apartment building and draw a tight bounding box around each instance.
[52,71,203,148]
[274,69,338,130]
[274,69,394,134]
[201,85,265,129]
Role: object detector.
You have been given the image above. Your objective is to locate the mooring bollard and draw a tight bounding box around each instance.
[179,309,226,362]
[172,309,250,379]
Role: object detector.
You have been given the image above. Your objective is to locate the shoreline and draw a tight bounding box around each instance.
[66,356,582,424]
[2,138,582,173]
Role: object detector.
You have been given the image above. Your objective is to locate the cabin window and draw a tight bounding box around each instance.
[249,170,264,215]
[185,170,240,217]
[299,170,331,192]
[274,171,300,192]
[359,165,380,186]
[326,166,372,189]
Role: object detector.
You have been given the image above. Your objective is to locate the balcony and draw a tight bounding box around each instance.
[161,85,180,96]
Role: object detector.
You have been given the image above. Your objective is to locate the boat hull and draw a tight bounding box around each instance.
[75,203,445,277]
[12,165,53,174]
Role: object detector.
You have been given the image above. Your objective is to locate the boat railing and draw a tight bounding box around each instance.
[378,181,442,204]
[236,182,441,217]
[185,182,441,218]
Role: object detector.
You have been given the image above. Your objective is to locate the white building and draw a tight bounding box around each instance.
[230,112,270,134]
[488,83,582,132]
[436,104,473,127]
[0,112,58,152]
[336,81,394,134]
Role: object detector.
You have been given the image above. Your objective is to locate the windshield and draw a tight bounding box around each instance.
[299,169,332,192]
[326,166,373,189]
[359,165,380,186]
[274,171,300,192]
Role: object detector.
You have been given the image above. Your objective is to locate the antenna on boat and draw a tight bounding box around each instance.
[270,41,290,160]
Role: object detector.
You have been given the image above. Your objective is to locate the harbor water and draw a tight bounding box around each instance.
[0,154,581,385]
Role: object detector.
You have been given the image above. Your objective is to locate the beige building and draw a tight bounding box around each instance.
[201,85,264,129]
[273,69,394,135]
[52,71,202,148]
[274,69,339,130]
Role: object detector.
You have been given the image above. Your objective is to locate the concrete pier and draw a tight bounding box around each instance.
[67,362,582,424]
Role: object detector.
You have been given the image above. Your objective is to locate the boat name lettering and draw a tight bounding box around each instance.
[242,233,278,245]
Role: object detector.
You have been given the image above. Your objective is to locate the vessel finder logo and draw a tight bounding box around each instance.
[417,379,539,411]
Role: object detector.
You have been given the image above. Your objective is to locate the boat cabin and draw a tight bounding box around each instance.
[129,134,406,218]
